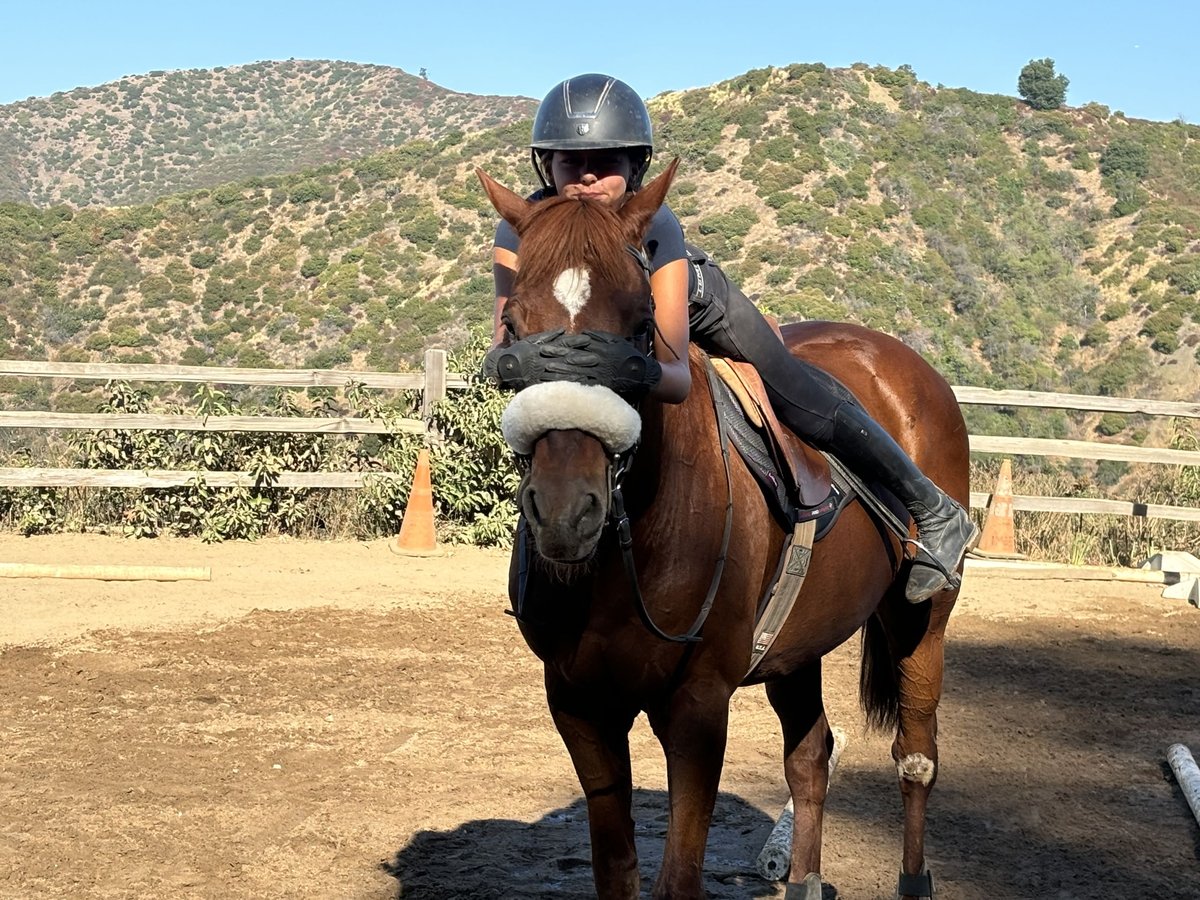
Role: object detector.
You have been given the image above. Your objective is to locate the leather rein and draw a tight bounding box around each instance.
[607,370,734,642]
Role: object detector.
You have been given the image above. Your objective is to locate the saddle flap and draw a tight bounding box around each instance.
[709,357,830,508]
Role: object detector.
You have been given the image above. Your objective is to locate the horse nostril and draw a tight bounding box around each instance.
[582,492,603,523]
[525,489,543,526]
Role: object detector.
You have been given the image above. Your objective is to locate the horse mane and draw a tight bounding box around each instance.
[516,196,638,294]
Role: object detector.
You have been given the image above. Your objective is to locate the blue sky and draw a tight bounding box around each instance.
[1,0,1194,123]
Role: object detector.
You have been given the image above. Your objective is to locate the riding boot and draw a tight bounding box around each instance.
[826,403,979,602]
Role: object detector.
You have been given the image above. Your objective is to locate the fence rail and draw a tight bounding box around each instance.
[952,386,1200,419]
[0,468,401,489]
[953,386,1199,523]
[0,350,460,491]
[0,358,1196,523]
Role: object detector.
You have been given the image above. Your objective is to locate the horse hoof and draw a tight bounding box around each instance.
[896,866,934,899]
[784,871,823,900]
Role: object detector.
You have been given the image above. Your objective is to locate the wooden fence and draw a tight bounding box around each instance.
[0,359,1198,521]
[954,386,1200,523]
[0,350,465,490]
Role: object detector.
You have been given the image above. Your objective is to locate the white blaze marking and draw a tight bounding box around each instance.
[553,267,591,325]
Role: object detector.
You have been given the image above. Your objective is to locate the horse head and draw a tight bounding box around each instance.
[476,160,678,564]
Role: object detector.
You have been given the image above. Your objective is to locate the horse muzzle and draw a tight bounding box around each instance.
[518,461,607,563]
[501,382,641,564]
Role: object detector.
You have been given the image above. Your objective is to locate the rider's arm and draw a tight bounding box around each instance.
[492,246,519,347]
[648,257,691,404]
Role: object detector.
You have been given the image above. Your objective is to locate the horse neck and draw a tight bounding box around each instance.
[623,352,719,519]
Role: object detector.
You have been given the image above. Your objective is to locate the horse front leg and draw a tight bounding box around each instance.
[765,661,830,899]
[548,684,640,900]
[646,689,732,900]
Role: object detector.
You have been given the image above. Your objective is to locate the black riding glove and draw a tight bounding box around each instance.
[481,331,564,393]
[481,329,661,399]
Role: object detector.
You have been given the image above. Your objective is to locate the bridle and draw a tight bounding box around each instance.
[510,243,735,644]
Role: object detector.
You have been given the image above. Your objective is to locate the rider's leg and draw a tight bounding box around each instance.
[690,263,977,601]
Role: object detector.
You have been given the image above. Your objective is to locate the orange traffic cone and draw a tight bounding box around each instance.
[976,458,1018,557]
[392,448,440,557]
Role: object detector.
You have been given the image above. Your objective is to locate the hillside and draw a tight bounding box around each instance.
[0,61,1198,437]
[0,59,538,207]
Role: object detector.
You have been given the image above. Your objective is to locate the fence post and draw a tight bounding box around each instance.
[422,348,448,436]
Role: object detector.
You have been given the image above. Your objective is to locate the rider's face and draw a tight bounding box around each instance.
[550,150,633,205]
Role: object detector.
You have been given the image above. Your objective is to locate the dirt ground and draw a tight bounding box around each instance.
[1,534,1198,900]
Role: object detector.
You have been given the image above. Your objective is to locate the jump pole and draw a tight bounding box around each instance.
[1167,743,1200,830]
[0,562,211,581]
[756,726,847,881]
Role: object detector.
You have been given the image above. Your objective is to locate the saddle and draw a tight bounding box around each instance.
[706,356,844,527]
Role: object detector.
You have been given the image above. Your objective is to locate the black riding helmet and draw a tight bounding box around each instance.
[530,73,653,190]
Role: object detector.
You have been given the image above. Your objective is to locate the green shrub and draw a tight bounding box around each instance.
[1100,139,1150,179]
[288,180,326,204]
[190,249,219,269]
[301,255,329,278]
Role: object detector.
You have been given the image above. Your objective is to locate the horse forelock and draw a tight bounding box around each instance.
[517,198,642,318]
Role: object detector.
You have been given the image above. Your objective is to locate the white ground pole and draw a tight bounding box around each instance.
[756,726,848,882]
[1167,743,1200,829]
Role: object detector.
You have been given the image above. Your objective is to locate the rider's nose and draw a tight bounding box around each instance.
[580,171,598,184]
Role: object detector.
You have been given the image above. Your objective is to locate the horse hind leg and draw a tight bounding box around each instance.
[881,603,950,900]
[765,662,830,897]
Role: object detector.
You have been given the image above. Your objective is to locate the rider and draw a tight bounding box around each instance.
[489,73,978,602]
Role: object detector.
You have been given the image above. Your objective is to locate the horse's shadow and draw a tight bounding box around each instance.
[382,788,806,899]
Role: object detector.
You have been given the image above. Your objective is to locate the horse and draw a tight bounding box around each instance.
[475,158,969,900]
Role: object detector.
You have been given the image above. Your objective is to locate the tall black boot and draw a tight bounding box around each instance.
[826,404,979,602]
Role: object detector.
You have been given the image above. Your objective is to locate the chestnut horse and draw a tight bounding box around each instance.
[476,160,968,900]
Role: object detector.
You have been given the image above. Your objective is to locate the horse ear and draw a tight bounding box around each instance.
[476,168,532,231]
[619,157,679,242]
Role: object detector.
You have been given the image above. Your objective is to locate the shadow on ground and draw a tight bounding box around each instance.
[383,788,789,899]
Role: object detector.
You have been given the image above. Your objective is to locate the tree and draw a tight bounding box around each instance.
[1018,58,1069,110]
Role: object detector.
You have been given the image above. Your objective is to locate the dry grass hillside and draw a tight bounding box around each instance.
[0,59,538,207]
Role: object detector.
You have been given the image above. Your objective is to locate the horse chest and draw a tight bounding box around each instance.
[535,626,680,696]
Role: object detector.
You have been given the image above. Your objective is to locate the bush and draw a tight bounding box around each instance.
[301,255,329,278]
[288,180,325,204]
[190,250,219,270]
[1099,139,1150,179]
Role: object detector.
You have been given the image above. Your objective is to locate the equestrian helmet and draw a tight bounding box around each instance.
[530,73,653,188]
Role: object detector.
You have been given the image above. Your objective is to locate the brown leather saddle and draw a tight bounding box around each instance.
[705,355,854,679]
[708,356,835,518]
